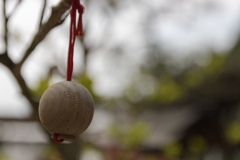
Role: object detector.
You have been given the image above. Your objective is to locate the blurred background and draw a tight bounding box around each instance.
[1,0,240,159]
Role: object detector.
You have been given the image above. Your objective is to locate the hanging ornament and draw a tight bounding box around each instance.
[39,0,94,143]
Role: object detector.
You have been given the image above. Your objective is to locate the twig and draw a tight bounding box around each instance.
[38,0,47,29]
[0,54,14,69]
[2,0,8,54]
[18,0,71,68]
[0,54,39,120]
[57,10,70,26]
[7,0,22,20]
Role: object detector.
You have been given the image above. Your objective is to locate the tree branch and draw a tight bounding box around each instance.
[0,54,14,69]
[11,66,40,118]
[18,0,71,68]
[38,0,47,29]
[0,54,39,119]
[2,0,8,54]
[57,10,70,26]
[7,0,22,20]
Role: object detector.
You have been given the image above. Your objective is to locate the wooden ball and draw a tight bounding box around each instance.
[39,81,94,142]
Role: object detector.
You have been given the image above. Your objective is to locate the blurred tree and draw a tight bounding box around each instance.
[1,0,240,160]
[120,33,240,160]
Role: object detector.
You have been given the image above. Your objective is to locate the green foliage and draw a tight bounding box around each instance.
[148,75,184,104]
[162,142,182,157]
[76,73,100,102]
[42,144,62,160]
[0,151,7,160]
[187,135,207,154]
[125,74,155,103]
[205,54,225,74]
[224,121,240,145]
[125,73,185,105]
[124,53,226,107]
[77,74,93,91]
[183,69,205,88]
[183,54,225,88]
[108,121,148,148]
[29,77,50,100]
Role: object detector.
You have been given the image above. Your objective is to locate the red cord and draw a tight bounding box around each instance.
[54,1,84,142]
[67,0,84,81]
[53,134,64,143]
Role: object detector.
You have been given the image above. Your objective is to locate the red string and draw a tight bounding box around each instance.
[66,0,84,81]
[53,1,84,143]
[53,134,64,143]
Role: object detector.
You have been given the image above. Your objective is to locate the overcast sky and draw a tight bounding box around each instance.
[0,0,240,118]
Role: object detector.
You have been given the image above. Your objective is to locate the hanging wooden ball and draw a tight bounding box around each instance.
[39,81,94,142]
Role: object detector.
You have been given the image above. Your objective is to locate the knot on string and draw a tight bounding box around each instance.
[69,0,84,36]
[53,134,64,143]
[67,0,84,81]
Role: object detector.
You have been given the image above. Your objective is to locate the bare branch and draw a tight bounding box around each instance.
[56,10,70,26]
[1,0,40,119]
[38,0,47,29]
[18,0,71,68]
[0,54,14,69]
[7,0,22,20]
[11,67,39,115]
[2,0,8,54]
[0,54,39,120]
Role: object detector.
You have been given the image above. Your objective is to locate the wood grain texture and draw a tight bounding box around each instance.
[39,81,94,142]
